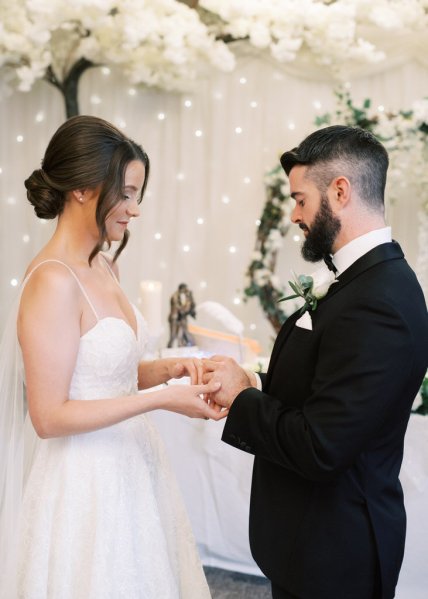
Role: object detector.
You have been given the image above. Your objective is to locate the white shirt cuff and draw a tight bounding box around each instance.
[252,372,262,391]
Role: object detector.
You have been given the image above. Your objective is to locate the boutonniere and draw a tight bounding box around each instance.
[279,267,337,314]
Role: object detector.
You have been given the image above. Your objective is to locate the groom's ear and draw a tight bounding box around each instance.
[329,176,351,211]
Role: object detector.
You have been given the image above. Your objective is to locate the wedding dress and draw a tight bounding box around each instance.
[0,260,211,599]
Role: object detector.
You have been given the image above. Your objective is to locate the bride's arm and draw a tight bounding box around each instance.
[18,266,224,440]
[137,358,204,390]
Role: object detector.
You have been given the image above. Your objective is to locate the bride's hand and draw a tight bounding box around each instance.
[162,380,228,421]
[167,358,204,385]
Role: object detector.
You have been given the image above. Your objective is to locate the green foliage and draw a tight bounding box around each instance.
[413,375,428,415]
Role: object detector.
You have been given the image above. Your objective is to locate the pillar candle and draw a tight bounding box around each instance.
[139,280,163,336]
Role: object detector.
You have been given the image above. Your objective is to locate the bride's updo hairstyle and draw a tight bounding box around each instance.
[25,115,150,264]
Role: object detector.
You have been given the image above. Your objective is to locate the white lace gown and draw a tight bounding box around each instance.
[9,305,211,598]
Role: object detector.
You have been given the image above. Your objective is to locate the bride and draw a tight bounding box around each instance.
[0,115,225,598]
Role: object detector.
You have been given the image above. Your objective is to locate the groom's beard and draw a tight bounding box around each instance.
[300,195,341,262]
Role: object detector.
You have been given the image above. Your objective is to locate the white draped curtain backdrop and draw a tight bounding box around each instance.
[1,50,428,352]
[1,7,428,598]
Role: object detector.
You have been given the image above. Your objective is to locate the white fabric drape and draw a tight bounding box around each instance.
[1,54,427,352]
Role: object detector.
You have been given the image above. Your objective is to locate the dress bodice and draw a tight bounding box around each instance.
[69,307,148,400]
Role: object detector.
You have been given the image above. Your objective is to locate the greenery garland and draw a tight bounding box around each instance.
[243,164,293,333]
[244,88,428,335]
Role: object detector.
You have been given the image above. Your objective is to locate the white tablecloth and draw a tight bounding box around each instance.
[150,410,428,597]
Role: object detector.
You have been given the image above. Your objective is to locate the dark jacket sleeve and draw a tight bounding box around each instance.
[222,297,428,482]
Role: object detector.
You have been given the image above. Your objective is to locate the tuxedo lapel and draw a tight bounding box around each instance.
[265,311,300,388]
[320,241,404,304]
[265,242,404,389]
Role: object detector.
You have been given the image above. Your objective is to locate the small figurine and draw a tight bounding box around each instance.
[167,283,196,347]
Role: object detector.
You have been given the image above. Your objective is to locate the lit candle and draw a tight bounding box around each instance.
[139,280,163,336]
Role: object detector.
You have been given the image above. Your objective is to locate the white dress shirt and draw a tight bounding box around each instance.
[332,227,392,275]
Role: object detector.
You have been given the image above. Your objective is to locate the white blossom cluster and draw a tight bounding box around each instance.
[2,0,428,95]
[0,0,235,93]
[201,0,428,73]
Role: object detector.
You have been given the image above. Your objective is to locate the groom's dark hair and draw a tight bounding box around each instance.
[280,125,389,211]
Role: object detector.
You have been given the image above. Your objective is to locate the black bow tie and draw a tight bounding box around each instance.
[323,254,337,274]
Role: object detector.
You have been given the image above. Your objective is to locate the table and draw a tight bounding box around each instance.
[149,410,428,597]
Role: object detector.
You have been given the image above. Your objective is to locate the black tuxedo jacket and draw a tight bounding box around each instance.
[223,242,428,599]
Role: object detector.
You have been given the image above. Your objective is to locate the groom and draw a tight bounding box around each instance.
[204,126,428,599]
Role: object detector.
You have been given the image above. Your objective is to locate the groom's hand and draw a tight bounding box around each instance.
[202,356,252,409]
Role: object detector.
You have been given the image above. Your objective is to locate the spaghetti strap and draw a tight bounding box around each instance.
[100,253,120,285]
[22,259,99,321]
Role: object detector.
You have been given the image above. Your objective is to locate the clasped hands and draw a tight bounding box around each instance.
[169,355,254,419]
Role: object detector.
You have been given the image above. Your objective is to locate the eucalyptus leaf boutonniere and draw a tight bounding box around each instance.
[279,267,337,314]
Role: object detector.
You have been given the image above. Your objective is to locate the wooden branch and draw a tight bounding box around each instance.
[177,0,199,8]
[44,58,95,118]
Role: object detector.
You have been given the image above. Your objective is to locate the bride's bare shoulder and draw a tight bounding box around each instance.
[21,259,80,310]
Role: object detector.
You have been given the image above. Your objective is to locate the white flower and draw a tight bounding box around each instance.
[0,0,236,94]
[411,99,428,125]
[280,182,290,196]
[280,265,336,313]
[253,268,271,286]
[251,250,263,262]
[265,228,283,250]
[270,275,281,288]
[310,266,337,300]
